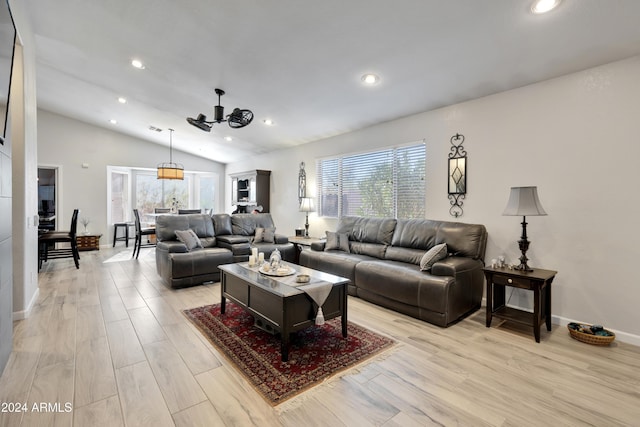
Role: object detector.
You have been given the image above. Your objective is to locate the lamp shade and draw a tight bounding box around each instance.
[299,197,315,213]
[502,186,547,216]
[157,128,184,180]
[157,164,184,180]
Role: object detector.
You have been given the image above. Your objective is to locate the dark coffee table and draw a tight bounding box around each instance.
[219,261,349,361]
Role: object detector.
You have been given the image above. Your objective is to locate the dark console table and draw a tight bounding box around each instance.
[483,266,557,343]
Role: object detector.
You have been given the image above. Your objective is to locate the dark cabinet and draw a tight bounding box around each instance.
[230,170,271,213]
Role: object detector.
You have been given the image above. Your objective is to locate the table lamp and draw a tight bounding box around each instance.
[502,186,547,271]
[299,197,315,238]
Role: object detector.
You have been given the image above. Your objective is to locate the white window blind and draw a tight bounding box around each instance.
[316,142,425,219]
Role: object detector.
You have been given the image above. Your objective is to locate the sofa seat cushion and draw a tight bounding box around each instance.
[216,235,250,245]
[300,249,377,285]
[167,247,233,279]
[355,260,454,314]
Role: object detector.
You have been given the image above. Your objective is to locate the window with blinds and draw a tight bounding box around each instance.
[316,142,425,219]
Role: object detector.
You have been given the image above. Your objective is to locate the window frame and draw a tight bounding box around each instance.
[316,141,426,219]
[106,166,218,225]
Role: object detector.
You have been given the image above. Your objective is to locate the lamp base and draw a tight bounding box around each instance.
[514,260,534,272]
[515,216,533,272]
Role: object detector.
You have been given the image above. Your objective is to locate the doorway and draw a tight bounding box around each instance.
[38,167,57,231]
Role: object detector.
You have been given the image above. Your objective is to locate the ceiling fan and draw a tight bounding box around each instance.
[187,88,254,131]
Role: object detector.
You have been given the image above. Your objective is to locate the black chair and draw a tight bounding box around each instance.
[154,208,171,214]
[38,209,80,269]
[178,209,202,214]
[132,209,156,259]
[113,221,135,247]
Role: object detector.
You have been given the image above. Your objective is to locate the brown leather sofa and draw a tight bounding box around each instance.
[299,216,487,327]
[155,213,295,288]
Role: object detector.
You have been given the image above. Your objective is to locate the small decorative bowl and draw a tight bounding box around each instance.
[296,274,310,283]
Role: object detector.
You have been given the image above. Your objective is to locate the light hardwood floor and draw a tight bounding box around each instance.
[1,246,639,426]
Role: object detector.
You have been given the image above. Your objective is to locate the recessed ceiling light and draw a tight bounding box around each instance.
[118,97,127,104]
[531,0,561,14]
[224,136,233,142]
[109,119,117,124]
[131,59,145,69]
[361,73,380,85]
[263,119,275,126]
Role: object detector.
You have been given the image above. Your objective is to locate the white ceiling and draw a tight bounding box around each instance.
[24,0,640,164]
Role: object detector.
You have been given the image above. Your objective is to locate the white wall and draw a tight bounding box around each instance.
[7,0,39,327]
[227,55,640,344]
[37,110,226,244]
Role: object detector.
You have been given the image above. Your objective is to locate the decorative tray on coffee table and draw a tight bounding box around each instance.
[258,265,296,277]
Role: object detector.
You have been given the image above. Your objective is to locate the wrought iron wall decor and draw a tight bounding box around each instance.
[448,133,467,217]
[298,162,306,204]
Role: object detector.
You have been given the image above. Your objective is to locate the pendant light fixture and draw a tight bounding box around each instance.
[157,128,184,180]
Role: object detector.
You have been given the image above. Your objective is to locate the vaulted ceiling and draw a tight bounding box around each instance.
[24,0,640,163]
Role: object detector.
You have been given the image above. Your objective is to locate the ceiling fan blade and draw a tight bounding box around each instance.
[227,108,254,128]
[186,114,212,132]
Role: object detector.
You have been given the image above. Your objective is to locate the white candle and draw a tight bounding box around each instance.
[258,252,264,263]
[252,247,258,259]
[248,255,256,266]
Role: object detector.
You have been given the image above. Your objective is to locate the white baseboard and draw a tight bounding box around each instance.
[13,288,40,321]
[481,297,640,347]
[553,314,640,347]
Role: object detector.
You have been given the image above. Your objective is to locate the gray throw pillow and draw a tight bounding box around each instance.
[254,227,276,243]
[420,243,447,271]
[175,229,203,251]
[325,231,350,253]
[263,227,276,243]
[254,227,265,243]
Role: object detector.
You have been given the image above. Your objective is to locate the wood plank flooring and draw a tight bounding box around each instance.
[1,246,639,426]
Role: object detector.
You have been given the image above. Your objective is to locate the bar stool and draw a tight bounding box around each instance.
[113,221,135,247]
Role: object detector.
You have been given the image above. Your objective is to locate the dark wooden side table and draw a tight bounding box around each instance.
[77,234,102,251]
[483,266,557,343]
[288,236,325,264]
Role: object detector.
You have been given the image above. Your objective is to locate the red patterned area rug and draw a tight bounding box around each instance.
[184,302,395,405]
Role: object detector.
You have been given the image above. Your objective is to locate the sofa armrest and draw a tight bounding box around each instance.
[274,234,289,244]
[156,241,188,254]
[310,241,326,251]
[431,256,482,276]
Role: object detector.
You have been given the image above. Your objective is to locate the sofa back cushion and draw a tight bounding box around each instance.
[384,247,426,265]
[437,221,487,260]
[156,214,216,247]
[231,213,275,236]
[336,216,397,245]
[390,218,487,261]
[212,213,233,235]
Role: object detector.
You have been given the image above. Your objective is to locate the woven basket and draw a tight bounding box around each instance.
[567,324,615,346]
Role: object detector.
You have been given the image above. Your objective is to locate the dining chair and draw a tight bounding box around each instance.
[154,208,171,214]
[178,209,202,214]
[132,209,156,259]
[38,208,80,269]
